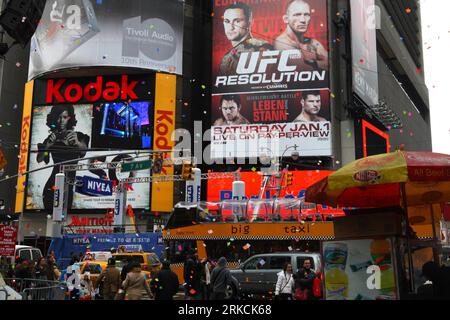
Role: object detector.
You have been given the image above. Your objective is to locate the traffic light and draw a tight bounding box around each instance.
[181,160,194,180]
[285,172,294,186]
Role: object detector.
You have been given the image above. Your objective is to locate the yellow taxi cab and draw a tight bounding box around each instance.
[79,260,108,288]
[112,252,162,282]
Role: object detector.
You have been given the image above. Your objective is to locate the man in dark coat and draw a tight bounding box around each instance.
[210,257,232,300]
[96,258,121,300]
[294,259,316,300]
[151,260,180,300]
[183,257,201,300]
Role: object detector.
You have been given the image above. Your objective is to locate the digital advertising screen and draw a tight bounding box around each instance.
[28,0,185,80]
[211,0,331,159]
[92,101,153,149]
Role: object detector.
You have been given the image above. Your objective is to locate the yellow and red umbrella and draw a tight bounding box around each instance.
[306,151,450,208]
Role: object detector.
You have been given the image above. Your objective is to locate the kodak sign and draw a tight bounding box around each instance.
[34,75,153,105]
[151,74,176,212]
[16,81,34,213]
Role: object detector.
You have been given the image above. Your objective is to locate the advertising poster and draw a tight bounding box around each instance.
[71,150,151,209]
[211,0,331,158]
[27,104,93,211]
[29,0,184,80]
[0,225,18,256]
[351,0,379,106]
[323,239,397,300]
[26,104,151,211]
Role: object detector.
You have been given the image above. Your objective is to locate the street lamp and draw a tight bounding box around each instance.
[281,144,299,161]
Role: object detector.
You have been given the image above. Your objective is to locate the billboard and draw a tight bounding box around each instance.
[323,239,397,300]
[351,0,379,107]
[211,0,331,158]
[207,170,333,201]
[25,75,154,211]
[29,0,184,80]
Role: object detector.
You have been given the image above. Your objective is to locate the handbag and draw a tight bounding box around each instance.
[294,287,309,300]
[313,277,322,298]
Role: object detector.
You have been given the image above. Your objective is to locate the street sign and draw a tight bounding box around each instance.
[121,160,151,172]
[0,225,18,256]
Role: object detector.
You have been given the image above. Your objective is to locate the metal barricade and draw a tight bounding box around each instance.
[3,278,68,300]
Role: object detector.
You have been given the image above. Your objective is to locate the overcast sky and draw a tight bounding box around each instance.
[420,0,450,154]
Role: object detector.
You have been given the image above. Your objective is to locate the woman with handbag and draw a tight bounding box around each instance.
[294,259,316,300]
[274,263,295,300]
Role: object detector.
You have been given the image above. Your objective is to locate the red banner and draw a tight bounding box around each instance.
[0,225,18,256]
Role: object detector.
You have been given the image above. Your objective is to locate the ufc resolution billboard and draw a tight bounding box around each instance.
[211,0,331,159]
[29,0,184,80]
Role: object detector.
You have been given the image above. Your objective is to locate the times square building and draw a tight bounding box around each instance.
[0,0,435,298]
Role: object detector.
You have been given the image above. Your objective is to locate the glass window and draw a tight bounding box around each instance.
[296,257,315,271]
[113,255,144,264]
[244,257,268,270]
[31,249,42,261]
[147,255,160,265]
[19,249,31,261]
[267,256,291,270]
[86,264,102,274]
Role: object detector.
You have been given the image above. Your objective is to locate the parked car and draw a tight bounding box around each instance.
[229,252,322,296]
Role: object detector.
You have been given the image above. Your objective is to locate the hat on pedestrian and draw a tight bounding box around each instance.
[218,257,227,267]
[421,261,439,278]
[107,258,116,266]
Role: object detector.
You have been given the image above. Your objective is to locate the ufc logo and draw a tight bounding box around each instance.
[236,50,299,74]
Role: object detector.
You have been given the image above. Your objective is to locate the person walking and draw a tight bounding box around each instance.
[183,257,201,300]
[96,258,121,300]
[200,258,213,300]
[122,262,153,300]
[275,263,295,300]
[294,259,316,300]
[120,257,133,282]
[151,260,179,300]
[210,257,232,300]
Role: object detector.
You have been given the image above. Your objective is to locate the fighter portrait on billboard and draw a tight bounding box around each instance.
[274,0,328,71]
[212,0,329,95]
[213,95,251,126]
[219,3,273,76]
[294,90,327,122]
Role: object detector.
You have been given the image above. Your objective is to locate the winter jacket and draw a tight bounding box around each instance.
[122,272,152,300]
[210,266,231,294]
[96,266,121,297]
[275,271,295,295]
[151,268,179,300]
